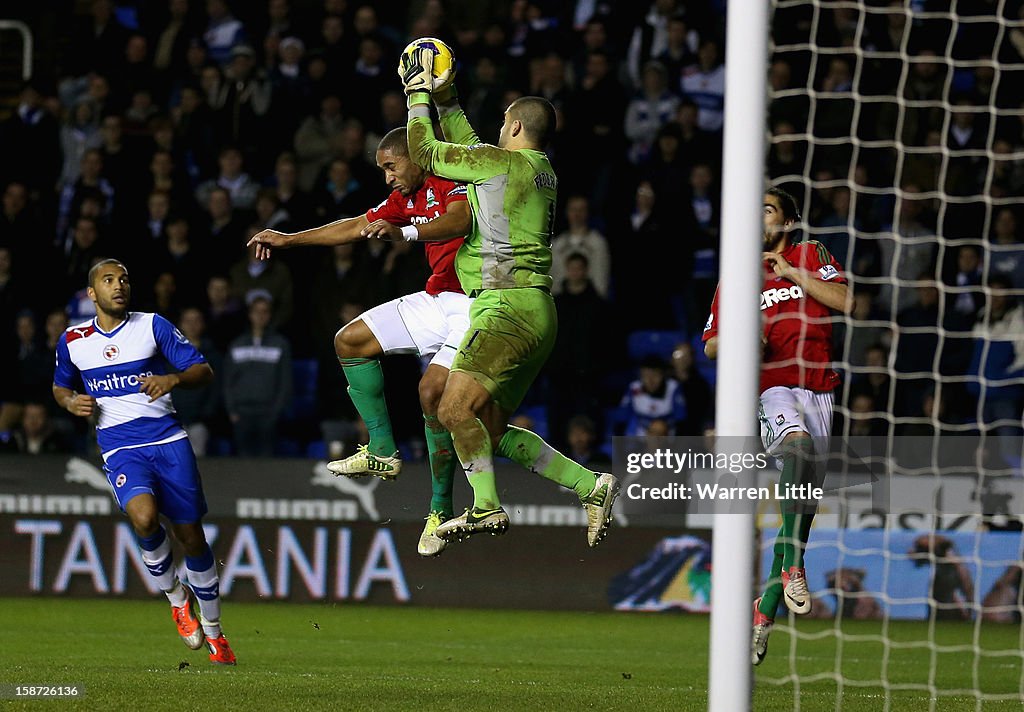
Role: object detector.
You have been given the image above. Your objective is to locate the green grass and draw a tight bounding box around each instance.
[0,599,1021,711]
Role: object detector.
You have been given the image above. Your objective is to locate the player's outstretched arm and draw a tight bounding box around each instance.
[53,385,95,418]
[361,200,471,242]
[247,215,371,260]
[433,88,482,147]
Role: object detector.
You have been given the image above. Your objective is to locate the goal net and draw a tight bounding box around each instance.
[758,1,1024,708]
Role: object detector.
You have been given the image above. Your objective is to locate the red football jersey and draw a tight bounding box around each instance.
[364,175,468,295]
[702,240,847,393]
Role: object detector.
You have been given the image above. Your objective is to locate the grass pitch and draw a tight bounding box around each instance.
[0,599,1021,711]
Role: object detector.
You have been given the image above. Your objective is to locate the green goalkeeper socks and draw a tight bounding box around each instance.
[497,426,597,499]
[339,358,397,457]
[758,536,786,619]
[778,437,818,571]
[450,418,500,510]
[424,414,455,517]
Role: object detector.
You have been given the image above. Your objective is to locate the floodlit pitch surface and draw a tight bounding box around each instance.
[0,599,1020,711]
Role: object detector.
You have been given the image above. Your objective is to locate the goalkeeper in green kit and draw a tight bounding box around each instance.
[395,40,620,547]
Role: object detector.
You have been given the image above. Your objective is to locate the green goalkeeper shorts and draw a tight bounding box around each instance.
[451,287,557,413]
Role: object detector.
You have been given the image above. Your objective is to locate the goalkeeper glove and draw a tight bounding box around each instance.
[399,47,433,96]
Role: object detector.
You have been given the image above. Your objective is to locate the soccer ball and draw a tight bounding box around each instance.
[400,37,456,92]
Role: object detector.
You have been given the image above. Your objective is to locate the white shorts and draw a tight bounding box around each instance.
[361,290,471,370]
[758,386,834,457]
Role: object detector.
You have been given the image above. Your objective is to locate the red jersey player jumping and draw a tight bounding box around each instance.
[248,127,471,558]
[702,187,851,665]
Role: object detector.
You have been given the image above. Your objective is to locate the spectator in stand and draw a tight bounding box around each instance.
[670,342,713,435]
[620,355,687,437]
[877,184,937,315]
[270,152,311,226]
[312,158,369,222]
[111,34,160,111]
[174,307,223,457]
[680,38,726,133]
[200,187,247,273]
[204,274,246,352]
[655,14,698,86]
[550,195,611,297]
[990,207,1024,288]
[203,0,248,67]
[564,50,626,205]
[945,245,985,326]
[12,311,54,408]
[212,45,272,167]
[173,85,218,183]
[66,0,130,78]
[530,53,571,116]
[816,186,857,269]
[229,225,295,330]
[159,214,208,307]
[566,415,611,469]
[223,293,292,456]
[269,36,313,140]
[968,274,1024,443]
[547,253,608,447]
[349,37,391,126]
[2,402,71,455]
[195,146,261,212]
[767,120,807,180]
[64,217,105,298]
[56,149,114,243]
[0,83,61,198]
[59,101,102,188]
[626,0,679,88]
[0,247,15,340]
[625,61,680,165]
[294,94,346,191]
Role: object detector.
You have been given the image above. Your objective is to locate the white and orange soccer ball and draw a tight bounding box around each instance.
[400,37,456,92]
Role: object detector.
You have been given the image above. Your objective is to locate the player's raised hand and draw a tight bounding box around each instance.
[361,219,403,241]
[66,393,96,417]
[138,374,181,402]
[762,251,793,279]
[247,229,291,260]
[399,46,433,95]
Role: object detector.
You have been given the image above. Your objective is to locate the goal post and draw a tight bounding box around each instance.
[707,1,771,711]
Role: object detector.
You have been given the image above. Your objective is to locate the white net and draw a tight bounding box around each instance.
[759,1,1024,709]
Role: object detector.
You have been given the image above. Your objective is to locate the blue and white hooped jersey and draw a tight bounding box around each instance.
[54,312,206,459]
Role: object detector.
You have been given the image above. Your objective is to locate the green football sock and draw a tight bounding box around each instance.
[424,414,455,517]
[339,358,396,457]
[450,418,500,510]
[497,425,596,499]
[779,437,818,571]
[758,535,786,619]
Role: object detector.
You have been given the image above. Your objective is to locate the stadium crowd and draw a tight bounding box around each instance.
[1,0,1023,459]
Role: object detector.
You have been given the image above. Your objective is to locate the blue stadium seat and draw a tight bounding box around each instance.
[286,359,319,421]
[627,330,685,364]
[306,440,327,459]
[513,404,549,441]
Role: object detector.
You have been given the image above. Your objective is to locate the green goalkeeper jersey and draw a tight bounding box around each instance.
[408,101,556,294]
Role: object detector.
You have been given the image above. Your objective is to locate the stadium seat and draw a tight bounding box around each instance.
[286,359,319,421]
[306,440,327,459]
[627,330,685,363]
[513,404,549,441]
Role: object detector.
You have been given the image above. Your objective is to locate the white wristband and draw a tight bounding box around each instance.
[401,225,419,242]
